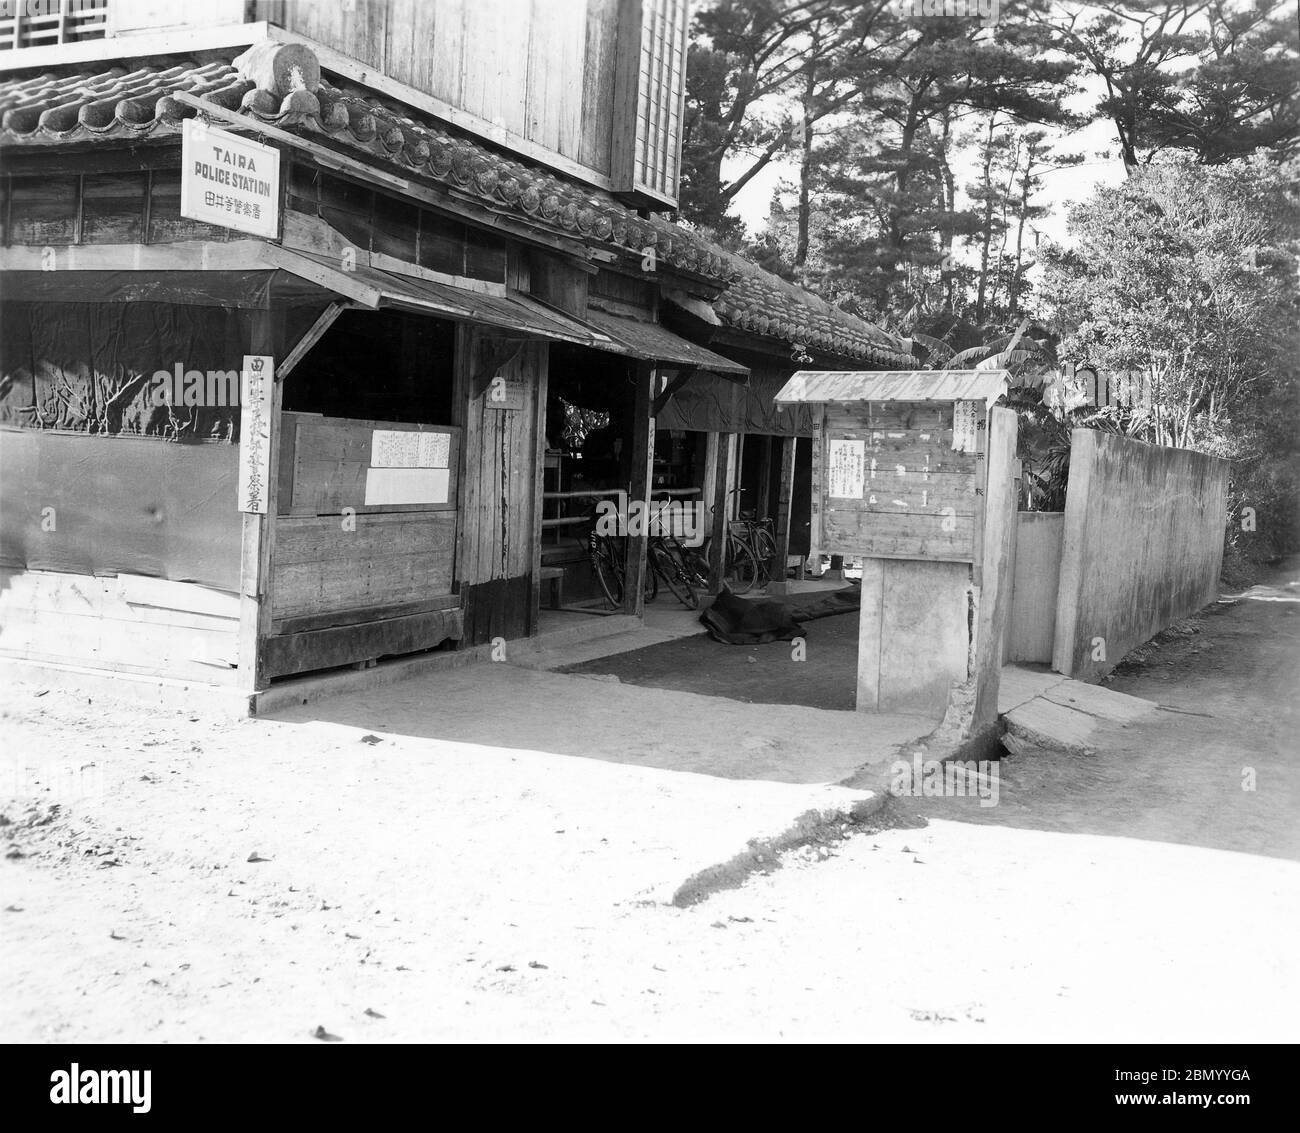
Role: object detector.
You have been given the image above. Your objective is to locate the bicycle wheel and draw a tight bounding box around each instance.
[650,543,696,610]
[591,540,623,609]
[725,537,759,594]
[642,551,659,603]
[680,547,711,593]
[753,525,778,566]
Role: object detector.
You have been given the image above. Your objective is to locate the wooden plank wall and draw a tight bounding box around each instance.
[273,513,457,628]
[268,0,686,204]
[3,165,231,247]
[275,0,603,177]
[454,327,548,645]
[0,568,241,684]
[266,413,463,675]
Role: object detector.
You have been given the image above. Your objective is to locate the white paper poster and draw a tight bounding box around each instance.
[827,439,866,499]
[416,431,451,469]
[953,400,981,453]
[371,429,421,468]
[237,355,274,514]
[371,429,452,468]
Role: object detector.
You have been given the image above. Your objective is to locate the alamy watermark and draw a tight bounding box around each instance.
[896,0,1002,26]
[594,490,706,547]
[2,759,105,803]
[0,0,105,16]
[147,363,240,408]
[49,1064,150,1114]
[889,754,1000,807]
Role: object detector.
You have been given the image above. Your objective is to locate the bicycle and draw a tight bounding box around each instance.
[586,516,656,610]
[724,488,779,590]
[695,503,760,594]
[647,532,710,609]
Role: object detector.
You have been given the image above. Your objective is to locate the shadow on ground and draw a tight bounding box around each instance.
[561,607,861,711]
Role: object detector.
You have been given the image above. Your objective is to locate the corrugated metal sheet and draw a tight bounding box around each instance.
[584,309,750,374]
[270,249,616,348]
[774,369,1010,404]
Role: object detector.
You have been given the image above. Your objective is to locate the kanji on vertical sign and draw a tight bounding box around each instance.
[238,355,274,514]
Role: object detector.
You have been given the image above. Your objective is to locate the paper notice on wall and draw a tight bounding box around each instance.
[371,429,421,468]
[953,400,981,453]
[826,438,866,499]
[416,431,451,469]
[364,467,450,506]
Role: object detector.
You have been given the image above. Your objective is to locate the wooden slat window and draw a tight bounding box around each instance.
[632,0,687,201]
[0,0,109,51]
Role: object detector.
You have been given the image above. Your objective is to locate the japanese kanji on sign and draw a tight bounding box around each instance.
[180,120,281,239]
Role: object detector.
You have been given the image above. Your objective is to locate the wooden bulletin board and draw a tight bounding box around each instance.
[813,400,988,562]
[277,413,461,516]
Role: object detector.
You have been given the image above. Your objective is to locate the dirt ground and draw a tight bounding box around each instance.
[564,608,860,710]
[911,565,1300,861]
[2,565,1297,1043]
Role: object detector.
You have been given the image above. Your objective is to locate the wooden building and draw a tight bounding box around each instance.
[0,2,913,708]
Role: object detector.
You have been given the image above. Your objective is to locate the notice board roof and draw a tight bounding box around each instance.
[775,369,1010,405]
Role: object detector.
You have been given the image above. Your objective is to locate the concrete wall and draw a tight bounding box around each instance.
[1053,430,1229,680]
[857,558,970,717]
[1005,512,1064,664]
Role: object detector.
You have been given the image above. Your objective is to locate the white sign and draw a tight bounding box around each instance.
[827,439,866,500]
[238,355,275,514]
[364,467,451,506]
[181,120,281,239]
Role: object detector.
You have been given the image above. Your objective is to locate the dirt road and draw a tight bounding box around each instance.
[2,567,1296,1042]
[912,561,1300,862]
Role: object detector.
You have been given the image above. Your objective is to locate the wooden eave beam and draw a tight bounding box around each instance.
[650,366,697,416]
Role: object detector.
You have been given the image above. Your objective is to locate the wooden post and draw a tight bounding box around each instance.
[807,411,824,576]
[971,406,1018,731]
[767,435,797,596]
[758,434,773,518]
[702,431,720,517]
[452,325,478,607]
[707,433,734,592]
[237,310,280,696]
[733,432,746,517]
[623,359,655,616]
[528,342,550,635]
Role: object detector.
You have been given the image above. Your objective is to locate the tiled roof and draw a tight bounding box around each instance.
[0,42,915,368]
[704,245,912,366]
